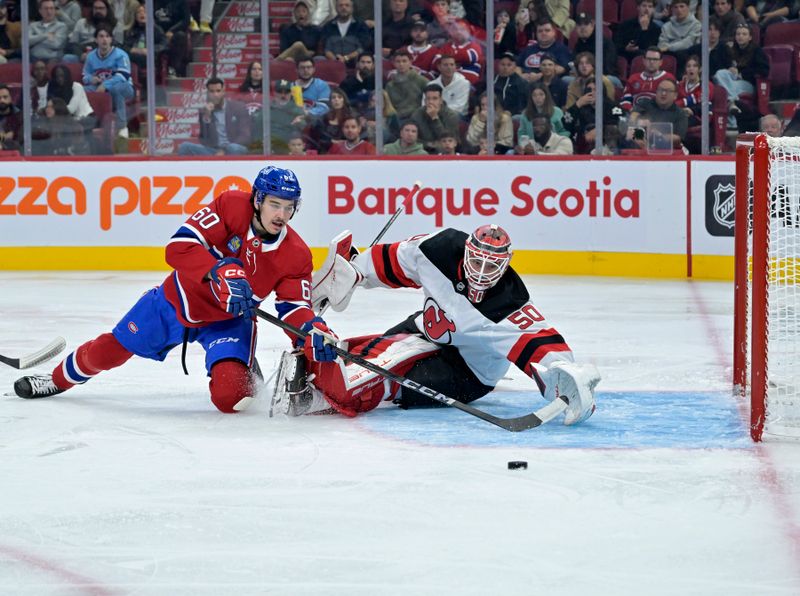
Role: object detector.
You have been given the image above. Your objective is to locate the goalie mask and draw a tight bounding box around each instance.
[251,166,302,218]
[463,224,512,303]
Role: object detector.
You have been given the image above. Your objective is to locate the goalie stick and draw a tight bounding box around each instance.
[257,308,568,432]
[317,181,421,316]
[0,337,67,370]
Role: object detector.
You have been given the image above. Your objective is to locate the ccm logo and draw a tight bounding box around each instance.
[224,268,245,278]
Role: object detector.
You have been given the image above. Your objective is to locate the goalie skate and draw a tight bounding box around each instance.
[549,362,600,425]
[269,350,330,417]
[14,374,65,399]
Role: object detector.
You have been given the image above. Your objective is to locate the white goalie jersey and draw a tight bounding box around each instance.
[351,228,575,389]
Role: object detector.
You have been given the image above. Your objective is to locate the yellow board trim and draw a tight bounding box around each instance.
[0,247,732,280]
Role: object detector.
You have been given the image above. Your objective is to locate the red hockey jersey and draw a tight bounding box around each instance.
[620,70,676,111]
[161,190,315,331]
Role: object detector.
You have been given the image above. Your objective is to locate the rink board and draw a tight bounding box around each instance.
[356,390,751,449]
[0,157,736,279]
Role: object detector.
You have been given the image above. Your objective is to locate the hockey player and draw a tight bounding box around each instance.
[14,166,337,413]
[273,224,600,425]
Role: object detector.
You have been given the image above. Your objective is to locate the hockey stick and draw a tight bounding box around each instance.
[316,182,421,317]
[367,180,420,247]
[256,308,568,432]
[0,337,66,369]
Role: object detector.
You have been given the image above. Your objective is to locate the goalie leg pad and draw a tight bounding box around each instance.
[308,334,440,416]
[209,359,254,413]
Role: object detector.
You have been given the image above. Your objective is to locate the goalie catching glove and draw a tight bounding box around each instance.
[296,317,338,362]
[209,257,257,319]
[311,230,363,313]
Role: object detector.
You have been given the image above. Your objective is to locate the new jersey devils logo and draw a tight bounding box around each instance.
[422,297,456,344]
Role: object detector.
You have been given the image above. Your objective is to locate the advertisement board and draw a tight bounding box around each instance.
[0,157,731,277]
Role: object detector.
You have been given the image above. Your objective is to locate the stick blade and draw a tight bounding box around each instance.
[17,337,67,369]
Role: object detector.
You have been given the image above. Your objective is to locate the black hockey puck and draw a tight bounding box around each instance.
[508,460,528,470]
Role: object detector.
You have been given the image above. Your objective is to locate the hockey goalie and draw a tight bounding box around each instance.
[274,224,601,426]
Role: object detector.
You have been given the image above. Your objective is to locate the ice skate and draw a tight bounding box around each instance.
[14,374,65,399]
[270,350,310,417]
[549,362,600,425]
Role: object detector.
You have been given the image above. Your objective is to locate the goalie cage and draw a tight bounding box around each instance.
[734,134,800,442]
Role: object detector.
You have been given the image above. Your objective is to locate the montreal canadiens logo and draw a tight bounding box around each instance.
[422,297,456,344]
[128,322,139,334]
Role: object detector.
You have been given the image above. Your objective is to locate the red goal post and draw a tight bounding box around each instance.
[734,134,800,442]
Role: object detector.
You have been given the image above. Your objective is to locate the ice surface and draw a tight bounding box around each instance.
[1,272,799,595]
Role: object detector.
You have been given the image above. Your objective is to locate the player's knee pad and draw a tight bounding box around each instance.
[308,333,439,416]
[209,359,254,413]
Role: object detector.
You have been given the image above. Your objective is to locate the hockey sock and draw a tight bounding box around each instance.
[52,333,134,390]
[209,359,254,413]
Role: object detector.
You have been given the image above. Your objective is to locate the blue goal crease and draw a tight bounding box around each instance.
[354,391,753,449]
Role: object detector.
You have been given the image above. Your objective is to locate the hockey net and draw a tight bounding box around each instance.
[734,134,800,441]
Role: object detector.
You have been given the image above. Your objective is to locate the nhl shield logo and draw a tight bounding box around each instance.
[705,175,736,237]
[712,182,736,229]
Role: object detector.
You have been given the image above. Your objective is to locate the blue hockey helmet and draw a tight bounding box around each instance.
[252,166,302,214]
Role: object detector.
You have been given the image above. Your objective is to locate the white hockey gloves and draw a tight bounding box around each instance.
[541,361,601,425]
[311,230,364,313]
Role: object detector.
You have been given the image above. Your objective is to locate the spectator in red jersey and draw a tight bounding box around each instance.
[403,21,438,80]
[676,55,713,127]
[619,46,676,112]
[14,167,340,415]
[328,115,376,154]
[433,19,483,85]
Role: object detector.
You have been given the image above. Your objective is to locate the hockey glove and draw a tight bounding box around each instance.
[209,257,256,319]
[297,317,338,362]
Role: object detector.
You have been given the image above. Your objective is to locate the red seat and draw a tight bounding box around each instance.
[574,0,619,23]
[619,0,637,21]
[0,62,22,83]
[763,22,800,48]
[763,45,794,90]
[616,55,628,82]
[86,91,114,155]
[567,23,614,51]
[269,60,297,82]
[61,61,83,84]
[630,54,677,76]
[313,59,346,85]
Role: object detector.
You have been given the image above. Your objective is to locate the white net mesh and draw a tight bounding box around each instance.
[763,137,800,437]
[737,138,800,438]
